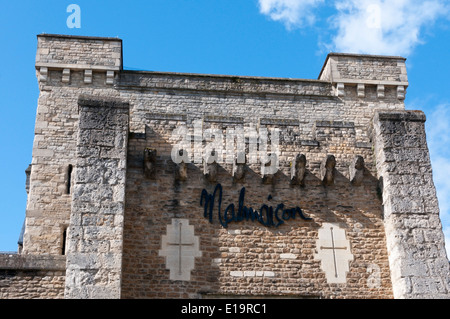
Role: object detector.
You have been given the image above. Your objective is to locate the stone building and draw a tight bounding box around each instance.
[0,34,449,299]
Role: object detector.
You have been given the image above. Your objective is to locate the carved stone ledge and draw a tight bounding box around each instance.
[62,68,70,83]
[175,149,188,182]
[336,83,345,97]
[291,154,306,186]
[204,150,218,183]
[232,153,246,182]
[144,148,157,179]
[321,155,336,186]
[106,70,115,85]
[397,85,405,100]
[357,83,365,98]
[84,69,92,84]
[262,153,278,184]
[349,155,365,186]
[377,84,385,98]
[39,67,48,82]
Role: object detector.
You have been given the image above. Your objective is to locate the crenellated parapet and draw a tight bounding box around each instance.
[35,34,122,86]
[319,53,408,100]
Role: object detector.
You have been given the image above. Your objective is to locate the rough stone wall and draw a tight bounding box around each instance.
[3,35,447,299]
[319,53,408,83]
[64,95,129,299]
[120,111,393,299]
[120,70,405,138]
[0,254,65,299]
[36,34,122,70]
[373,110,450,298]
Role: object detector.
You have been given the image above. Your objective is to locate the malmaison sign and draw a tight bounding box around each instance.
[200,184,312,228]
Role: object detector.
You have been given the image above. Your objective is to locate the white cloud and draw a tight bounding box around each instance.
[426,104,450,258]
[258,0,324,29]
[427,104,450,153]
[331,0,448,56]
[258,0,448,56]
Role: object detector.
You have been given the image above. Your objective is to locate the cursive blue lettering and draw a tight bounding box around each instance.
[200,183,222,223]
[200,184,311,228]
[274,203,284,227]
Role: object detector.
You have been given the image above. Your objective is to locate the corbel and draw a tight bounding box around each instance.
[84,69,92,84]
[349,155,365,186]
[291,154,306,186]
[39,67,48,82]
[321,155,336,186]
[204,150,218,183]
[336,83,345,97]
[232,152,246,182]
[62,68,70,83]
[357,83,365,98]
[397,86,405,100]
[144,148,157,179]
[106,70,115,85]
[377,84,385,98]
[175,149,188,182]
[262,153,278,184]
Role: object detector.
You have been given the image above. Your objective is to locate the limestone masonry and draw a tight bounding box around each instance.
[0,34,449,299]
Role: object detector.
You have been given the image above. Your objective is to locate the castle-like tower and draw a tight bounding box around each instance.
[0,34,448,299]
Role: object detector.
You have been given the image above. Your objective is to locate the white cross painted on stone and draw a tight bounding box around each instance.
[159,219,202,281]
[314,223,353,284]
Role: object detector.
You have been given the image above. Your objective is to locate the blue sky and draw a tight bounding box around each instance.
[0,0,449,254]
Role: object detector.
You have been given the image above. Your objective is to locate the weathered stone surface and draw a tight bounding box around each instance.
[0,254,65,299]
[290,154,306,186]
[349,156,365,186]
[64,95,129,299]
[36,34,122,71]
[373,110,450,298]
[3,35,447,300]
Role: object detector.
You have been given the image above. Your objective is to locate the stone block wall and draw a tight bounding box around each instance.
[319,53,408,101]
[36,34,122,70]
[0,254,65,299]
[373,110,450,298]
[23,35,121,255]
[2,34,448,299]
[120,112,393,298]
[320,53,408,82]
[64,95,129,299]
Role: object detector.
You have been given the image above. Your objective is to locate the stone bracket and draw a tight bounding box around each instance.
[39,67,48,82]
[321,155,336,186]
[84,70,92,84]
[349,155,365,186]
[62,69,70,83]
[291,154,306,186]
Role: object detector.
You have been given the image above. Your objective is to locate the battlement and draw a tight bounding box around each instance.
[319,53,408,99]
[36,34,122,85]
